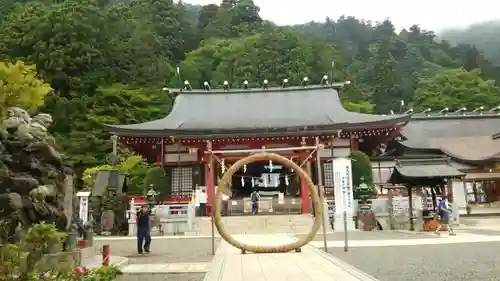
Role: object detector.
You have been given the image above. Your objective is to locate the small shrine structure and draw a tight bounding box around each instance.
[105,81,410,215]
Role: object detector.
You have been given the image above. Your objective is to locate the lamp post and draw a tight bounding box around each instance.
[146,185,158,209]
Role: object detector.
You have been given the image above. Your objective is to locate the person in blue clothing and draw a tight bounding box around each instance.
[136,205,152,254]
[435,198,456,236]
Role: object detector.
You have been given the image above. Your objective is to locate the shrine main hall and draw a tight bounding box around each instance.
[105,81,410,215]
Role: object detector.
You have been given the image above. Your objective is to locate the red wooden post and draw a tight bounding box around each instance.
[102,245,110,266]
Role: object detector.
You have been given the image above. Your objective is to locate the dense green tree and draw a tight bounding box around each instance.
[0,0,108,95]
[411,68,500,111]
[1,0,500,177]
[0,60,52,119]
[181,30,340,87]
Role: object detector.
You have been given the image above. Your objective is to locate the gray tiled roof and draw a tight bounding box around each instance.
[106,85,409,137]
[400,113,500,149]
[389,158,464,184]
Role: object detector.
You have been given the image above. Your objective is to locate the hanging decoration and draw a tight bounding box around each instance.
[285,175,289,186]
[241,177,245,186]
[263,175,268,188]
[243,164,247,173]
[251,177,255,187]
[269,160,274,172]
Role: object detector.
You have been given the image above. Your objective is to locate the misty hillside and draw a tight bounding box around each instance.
[441,21,500,65]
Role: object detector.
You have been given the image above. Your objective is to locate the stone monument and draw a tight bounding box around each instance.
[0,107,73,242]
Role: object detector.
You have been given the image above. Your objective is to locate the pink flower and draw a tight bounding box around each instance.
[75,266,88,276]
[39,272,50,279]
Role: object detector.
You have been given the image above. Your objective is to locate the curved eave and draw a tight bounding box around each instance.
[440,150,500,165]
[104,115,410,138]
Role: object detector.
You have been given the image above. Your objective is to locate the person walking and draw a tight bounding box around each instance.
[435,198,456,236]
[251,190,260,215]
[198,188,207,216]
[137,205,152,254]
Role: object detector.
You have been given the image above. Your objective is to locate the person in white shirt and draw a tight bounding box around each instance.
[198,188,207,216]
[222,193,229,216]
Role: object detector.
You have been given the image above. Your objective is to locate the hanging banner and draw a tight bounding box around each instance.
[332,158,354,215]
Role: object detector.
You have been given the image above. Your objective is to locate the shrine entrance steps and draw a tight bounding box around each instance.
[189,215,323,236]
[203,235,379,281]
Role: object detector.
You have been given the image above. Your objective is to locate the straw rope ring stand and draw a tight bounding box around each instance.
[214,152,322,253]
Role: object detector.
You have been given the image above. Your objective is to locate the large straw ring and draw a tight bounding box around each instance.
[214,152,321,253]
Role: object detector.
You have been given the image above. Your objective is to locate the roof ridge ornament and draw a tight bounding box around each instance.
[184,80,192,90]
[243,80,249,90]
[203,81,211,91]
[263,79,268,90]
[454,107,467,115]
[301,77,309,87]
[321,75,329,86]
[223,80,229,91]
[488,105,500,112]
[438,107,449,115]
[282,78,289,88]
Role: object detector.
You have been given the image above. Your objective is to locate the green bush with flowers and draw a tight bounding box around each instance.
[0,222,122,281]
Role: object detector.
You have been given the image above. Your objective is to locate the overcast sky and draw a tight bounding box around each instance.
[185,0,498,31]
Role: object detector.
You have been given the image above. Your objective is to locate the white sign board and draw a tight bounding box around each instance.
[332,158,354,215]
[332,158,355,231]
[76,191,91,224]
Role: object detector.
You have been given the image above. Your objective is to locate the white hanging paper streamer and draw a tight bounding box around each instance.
[243,164,247,173]
[251,177,255,187]
[241,177,245,186]
[285,175,289,186]
[221,159,225,173]
[269,160,274,172]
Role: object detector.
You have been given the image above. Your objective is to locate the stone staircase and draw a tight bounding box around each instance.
[186,215,321,236]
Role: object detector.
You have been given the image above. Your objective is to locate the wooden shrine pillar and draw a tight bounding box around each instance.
[299,151,312,214]
[204,141,214,217]
[155,138,165,168]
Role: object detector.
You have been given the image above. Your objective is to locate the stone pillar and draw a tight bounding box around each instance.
[299,152,311,214]
[128,198,137,236]
[332,158,355,231]
[204,141,214,217]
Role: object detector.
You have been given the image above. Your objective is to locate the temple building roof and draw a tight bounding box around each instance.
[438,136,500,163]
[400,113,500,150]
[105,85,409,138]
[389,158,464,185]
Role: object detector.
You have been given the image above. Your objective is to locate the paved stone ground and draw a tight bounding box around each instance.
[117,273,205,281]
[302,230,433,241]
[328,241,500,281]
[95,237,220,264]
[95,238,220,281]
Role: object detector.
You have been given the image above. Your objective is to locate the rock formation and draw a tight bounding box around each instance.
[0,107,73,242]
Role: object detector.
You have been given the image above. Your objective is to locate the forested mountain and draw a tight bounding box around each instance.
[2,0,500,181]
[441,21,500,66]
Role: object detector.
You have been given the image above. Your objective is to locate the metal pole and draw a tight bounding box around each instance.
[343,210,348,252]
[315,137,328,252]
[207,140,216,256]
[342,154,349,252]
[206,145,322,155]
[160,138,165,169]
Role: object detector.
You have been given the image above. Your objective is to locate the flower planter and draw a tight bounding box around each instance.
[77,240,89,249]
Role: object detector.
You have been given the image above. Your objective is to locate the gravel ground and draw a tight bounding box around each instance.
[328,241,500,281]
[94,237,220,264]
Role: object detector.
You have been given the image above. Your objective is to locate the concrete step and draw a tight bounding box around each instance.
[189,215,318,235]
